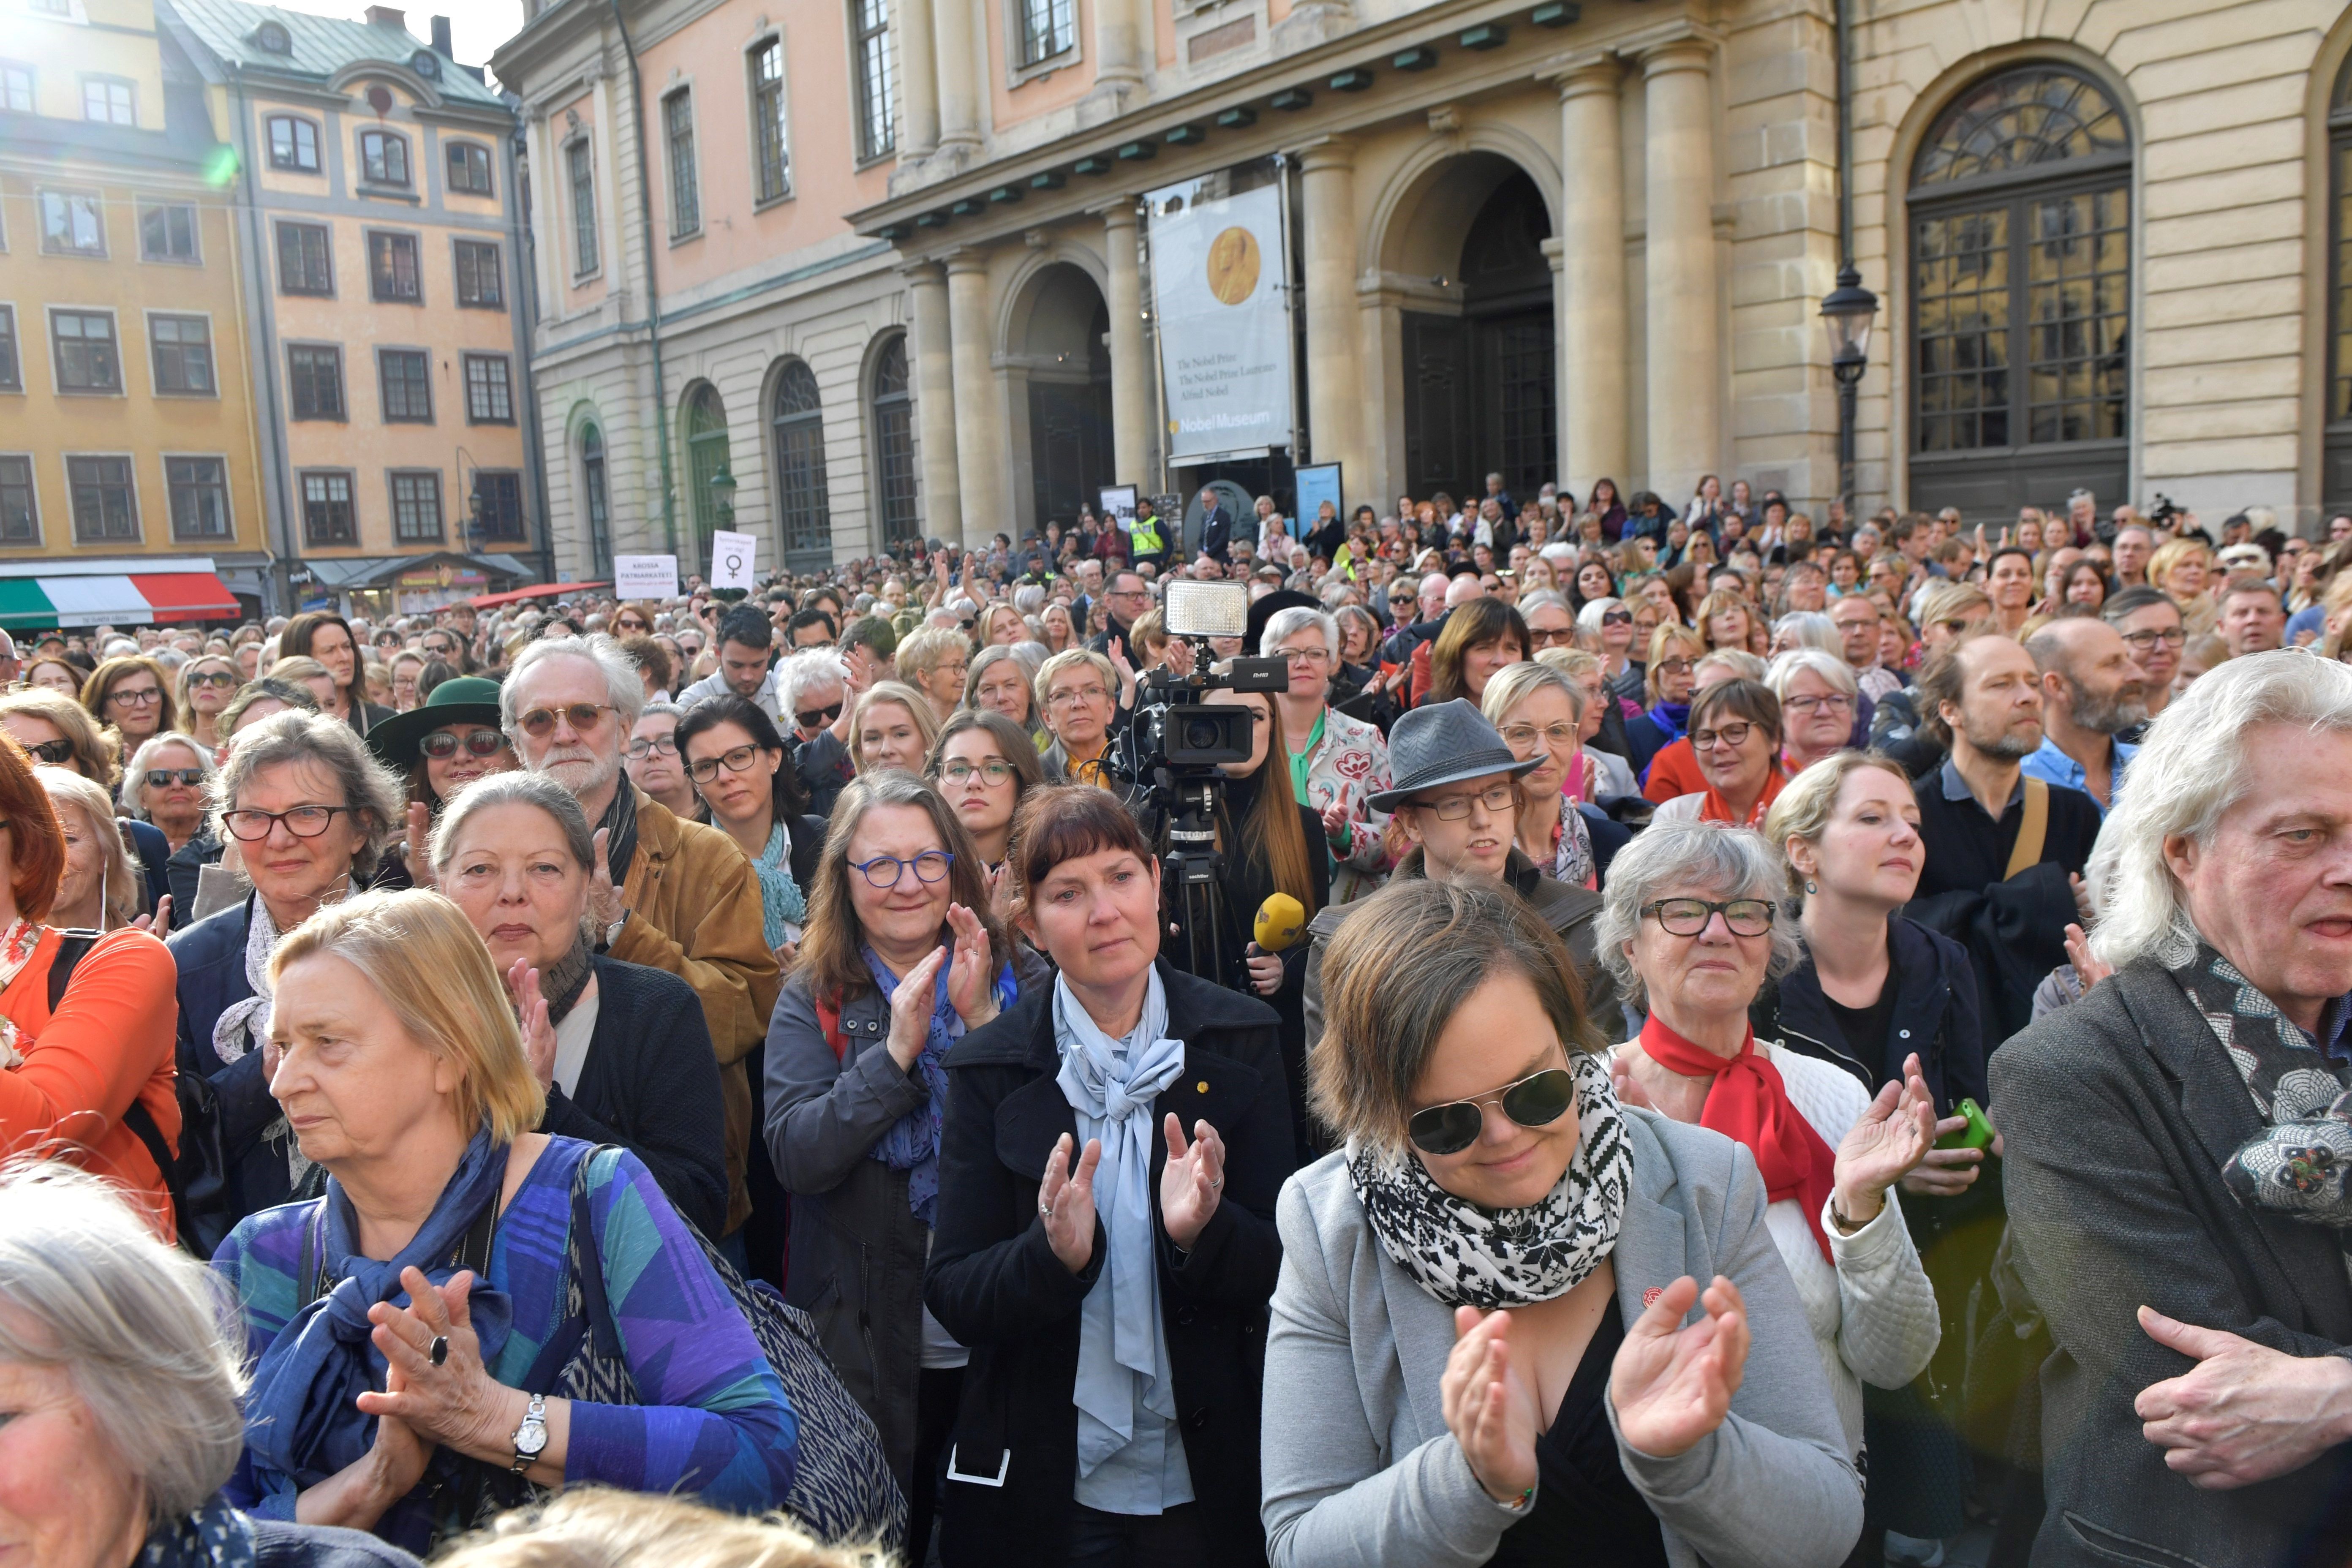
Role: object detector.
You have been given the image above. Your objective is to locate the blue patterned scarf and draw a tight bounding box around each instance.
[139,1499,256,1568]
[242,1127,515,1489]
[863,945,1016,1226]
[754,821,808,949]
[1647,701,1690,740]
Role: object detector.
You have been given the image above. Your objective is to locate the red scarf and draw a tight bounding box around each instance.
[1638,1015,1836,1260]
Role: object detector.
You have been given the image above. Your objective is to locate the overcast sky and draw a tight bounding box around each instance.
[291,0,528,90]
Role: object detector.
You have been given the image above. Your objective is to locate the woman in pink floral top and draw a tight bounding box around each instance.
[1263,607,1394,904]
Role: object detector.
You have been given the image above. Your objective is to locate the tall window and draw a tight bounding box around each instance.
[3,64,32,114]
[455,240,504,307]
[871,334,916,544]
[288,345,345,419]
[1909,65,2131,514]
[267,114,319,171]
[464,354,513,422]
[751,40,791,202]
[166,456,230,539]
[771,360,830,562]
[49,310,119,392]
[139,202,199,262]
[301,472,357,544]
[473,472,525,541]
[150,315,214,395]
[851,0,894,162]
[446,140,493,194]
[2326,58,2352,509]
[359,129,410,186]
[664,90,700,237]
[567,141,599,276]
[38,191,103,255]
[580,425,612,572]
[685,384,730,561]
[391,470,443,542]
[277,222,333,294]
[378,348,432,421]
[369,231,422,301]
[1017,0,1074,68]
[0,456,36,543]
[82,76,132,125]
[67,456,137,542]
[0,307,18,393]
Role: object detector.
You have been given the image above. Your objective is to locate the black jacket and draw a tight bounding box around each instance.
[1200,505,1234,562]
[924,962,1293,1567]
[542,955,730,1238]
[1992,961,2352,1568]
[1751,915,1987,1116]
[167,897,288,1227]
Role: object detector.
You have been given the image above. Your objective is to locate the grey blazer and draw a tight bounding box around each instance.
[1261,1108,1861,1568]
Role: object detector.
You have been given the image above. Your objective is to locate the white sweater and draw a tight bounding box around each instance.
[1615,1037,1943,1455]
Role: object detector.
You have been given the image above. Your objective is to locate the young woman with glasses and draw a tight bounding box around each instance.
[925,711,1047,918]
[675,693,825,966]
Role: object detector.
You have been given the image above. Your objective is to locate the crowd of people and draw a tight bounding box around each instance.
[2,474,2352,1568]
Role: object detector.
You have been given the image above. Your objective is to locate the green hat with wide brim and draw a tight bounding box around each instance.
[365,675,507,771]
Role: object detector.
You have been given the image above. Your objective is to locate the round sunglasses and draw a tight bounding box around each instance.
[1407,1065,1577,1157]
[422,729,510,761]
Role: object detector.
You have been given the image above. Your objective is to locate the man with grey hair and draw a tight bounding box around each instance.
[504,634,779,1262]
[2021,617,2147,814]
[1994,651,2352,1568]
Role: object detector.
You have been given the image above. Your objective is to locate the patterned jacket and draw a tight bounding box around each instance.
[1296,706,1392,904]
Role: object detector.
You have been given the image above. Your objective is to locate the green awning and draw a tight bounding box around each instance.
[0,579,56,629]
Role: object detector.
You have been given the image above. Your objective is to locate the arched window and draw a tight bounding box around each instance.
[871,335,917,544]
[1908,65,2131,515]
[579,424,612,575]
[684,384,731,563]
[771,360,831,567]
[2326,58,2352,510]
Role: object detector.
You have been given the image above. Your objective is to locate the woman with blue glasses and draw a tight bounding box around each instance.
[765,769,1049,1564]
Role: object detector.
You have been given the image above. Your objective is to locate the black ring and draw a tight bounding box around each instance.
[429,1334,449,1367]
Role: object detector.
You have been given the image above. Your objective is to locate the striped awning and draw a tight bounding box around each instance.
[0,568,243,629]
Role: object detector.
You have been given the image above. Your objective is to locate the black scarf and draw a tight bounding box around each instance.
[543,940,596,1027]
[599,780,640,889]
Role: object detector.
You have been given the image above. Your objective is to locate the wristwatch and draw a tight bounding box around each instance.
[509,1394,548,1473]
[600,908,629,949]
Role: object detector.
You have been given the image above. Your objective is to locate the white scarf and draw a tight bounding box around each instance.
[210,896,285,1066]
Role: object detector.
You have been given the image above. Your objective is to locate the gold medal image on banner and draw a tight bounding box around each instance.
[1205,226,1260,305]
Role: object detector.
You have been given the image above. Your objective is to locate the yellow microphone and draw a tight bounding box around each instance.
[1251,893,1307,955]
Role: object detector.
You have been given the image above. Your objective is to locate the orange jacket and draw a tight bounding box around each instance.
[0,927,180,1241]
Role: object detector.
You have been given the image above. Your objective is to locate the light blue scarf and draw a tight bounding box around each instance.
[753,821,808,949]
[1052,967,1187,1479]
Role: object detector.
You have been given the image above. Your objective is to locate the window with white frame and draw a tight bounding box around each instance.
[149,314,213,395]
[664,90,700,237]
[851,0,893,162]
[0,307,18,392]
[2,64,33,114]
[38,191,103,256]
[0,455,35,543]
[81,76,132,125]
[1017,0,1073,68]
[67,455,137,542]
[566,140,598,276]
[751,40,790,203]
[166,457,230,539]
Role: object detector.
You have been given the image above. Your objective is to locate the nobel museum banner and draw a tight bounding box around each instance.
[1146,170,1295,467]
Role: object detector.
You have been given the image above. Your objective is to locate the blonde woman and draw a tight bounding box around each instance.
[1484,660,1600,887]
[2149,536,2217,634]
[849,680,942,775]
[36,764,145,931]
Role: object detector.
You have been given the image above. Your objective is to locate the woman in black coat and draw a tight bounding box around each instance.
[926,787,1296,1568]
[430,769,729,1236]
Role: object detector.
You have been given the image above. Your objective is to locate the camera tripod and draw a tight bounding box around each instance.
[1148,767,1237,988]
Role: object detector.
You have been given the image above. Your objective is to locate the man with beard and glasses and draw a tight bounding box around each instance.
[2023,616,2148,814]
[502,634,782,1270]
[1904,631,2102,1043]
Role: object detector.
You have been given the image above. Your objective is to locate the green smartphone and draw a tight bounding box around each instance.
[1935,1097,1995,1152]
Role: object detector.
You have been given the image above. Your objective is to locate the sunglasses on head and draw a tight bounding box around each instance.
[796,701,844,730]
[1407,1066,1579,1157]
[421,729,510,760]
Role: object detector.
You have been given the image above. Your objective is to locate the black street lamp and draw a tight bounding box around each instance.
[1820,263,1878,514]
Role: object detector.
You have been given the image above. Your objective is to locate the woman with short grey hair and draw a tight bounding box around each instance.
[0,1165,421,1567]
[1767,647,1863,776]
[1770,612,1842,659]
[1603,823,1942,1461]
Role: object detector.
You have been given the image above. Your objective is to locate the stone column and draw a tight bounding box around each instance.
[896,0,939,161]
[1555,54,1628,500]
[1298,138,1364,495]
[944,248,1001,547]
[1101,199,1149,484]
[1642,35,1720,504]
[933,0,980,155]
[907,261,961,545]
[1095,0,1142,87]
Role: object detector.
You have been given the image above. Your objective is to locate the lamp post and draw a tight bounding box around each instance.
[1820,264,1878,515]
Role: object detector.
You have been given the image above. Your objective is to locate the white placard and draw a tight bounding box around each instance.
[1099,485,1138,529]
[613,554,679,600]
[709,530,757,592]
[1146,173,1294,466]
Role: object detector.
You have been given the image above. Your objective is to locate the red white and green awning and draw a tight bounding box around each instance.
[0,558,244,629]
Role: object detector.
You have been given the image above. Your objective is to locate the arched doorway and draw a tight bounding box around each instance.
[683,383,730,565]
[1395,159,1556,504]
[770,359,833,572]
[1007,261,1113,536]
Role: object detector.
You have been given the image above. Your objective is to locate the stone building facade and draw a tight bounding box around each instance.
[501,0,2352,572]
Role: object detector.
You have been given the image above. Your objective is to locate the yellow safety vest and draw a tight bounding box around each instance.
[1129,512,1164,555]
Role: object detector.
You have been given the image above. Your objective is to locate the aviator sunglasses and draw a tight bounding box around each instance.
[1406,1065,1577,1157]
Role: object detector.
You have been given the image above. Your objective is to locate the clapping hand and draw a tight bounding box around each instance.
[942,902,1001,1030]
[1832,1053,1937,1226]
[1039,1132,1102,1274]
[585,828,625,932]
[358,1269,509,1459]
[1160,1114,1225,1250]
[1442,1305,1541,1504]
[506,955,557,1090]
[130,894,171,941]
[1610,1274,1750,1459]
[883,944,951,1070]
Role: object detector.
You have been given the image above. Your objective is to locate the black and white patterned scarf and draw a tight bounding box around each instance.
[2168,935,2352,1228]
[1347,1051,1633,1309]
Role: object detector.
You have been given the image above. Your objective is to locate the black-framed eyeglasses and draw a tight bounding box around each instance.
[1410,782,1516,822]
[21,738,73,766]
[939,759,1015,785]
[144,768,207,788]
[1407,1066,1577,1157]
[850,849,955,888]
[2119,626,2188,651]
[421,729,509,761]
[517,702,615,738]
[109,686,162,707]
[1780,694,1853,717]
[1641,897,1776,937]
[795,701,844,730]
[626,734,680,760]
[1691,721,1759,750]
[688,742,768,783]
[221,804,356,842]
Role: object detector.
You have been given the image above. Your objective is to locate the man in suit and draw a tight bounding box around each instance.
[1995,651,2352,1568]
[1198,484,1235,564]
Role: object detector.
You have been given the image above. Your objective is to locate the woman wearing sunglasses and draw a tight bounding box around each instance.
[766,771,1047,1564]
[674,692,825,966]
[1265,873,1859,1568]
[124,731,215,855]
[924,784,1288,1568]
[175,653,242,755]
[1598,824,1941,1488]
[362,676,519,890]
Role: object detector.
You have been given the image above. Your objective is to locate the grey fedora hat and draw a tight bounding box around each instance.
[1367,698,1541,813]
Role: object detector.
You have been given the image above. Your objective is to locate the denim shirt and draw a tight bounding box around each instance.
[2019,735,2138,815]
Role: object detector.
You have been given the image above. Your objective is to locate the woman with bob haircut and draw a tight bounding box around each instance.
[849,681,943,777]
[1426,598,1530,708]
[1651,680,1788,828]
[923,785,1294,1568]
[212,888,800,1553]
[1622,623,1704,782]
[766,770,1047,1561]
[1263,874,1860,1568]
[0,1167,424,1568]
[79,653,180,754]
